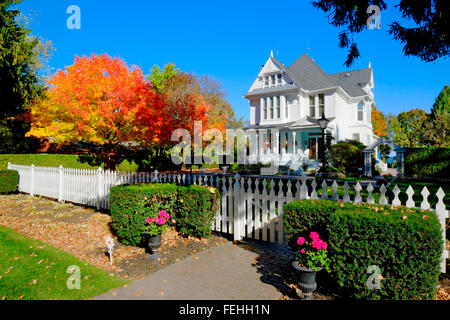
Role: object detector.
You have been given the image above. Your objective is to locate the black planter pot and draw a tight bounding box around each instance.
[292,261,321,300]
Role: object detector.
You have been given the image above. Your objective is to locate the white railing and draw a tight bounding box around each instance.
[7,162,449,273]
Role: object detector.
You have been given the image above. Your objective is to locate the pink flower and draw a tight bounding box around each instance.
[145,217,152,223]
[300,249,305,254]
[309,232,320,240]
[311,239,324,250]
[159,210,170,220]
[157,218,165,225]
[297,237,306,245]
[322,242,328,251]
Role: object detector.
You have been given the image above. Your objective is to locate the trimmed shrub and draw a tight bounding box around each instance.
[0,170,18,193]
[404,147,450,178]
[283,200,442,299]
[283,200,351,248]
[110,184,178,246]
[0,154,139,171]
[110,183,220,245]
[329,140,365,175]
[175,185,220,238]
[329,205,442,300]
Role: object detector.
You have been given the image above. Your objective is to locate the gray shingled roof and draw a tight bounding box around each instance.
[244,84,298,97]
[329,68,372,98]
[286,53,338,91]
[246,53,372,98]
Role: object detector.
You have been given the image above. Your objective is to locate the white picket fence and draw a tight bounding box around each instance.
[7,162,449,273]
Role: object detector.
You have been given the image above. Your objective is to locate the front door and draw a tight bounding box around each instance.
[309,138,316,159]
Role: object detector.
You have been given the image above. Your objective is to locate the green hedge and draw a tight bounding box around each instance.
[0,170,18,193]
[0,154,138,171]
[110,184,178,246]
[283,200,348,248]
[283,200,442,299]
[404,147,450,178]
[110,183,220,245]
[175,185,220,238]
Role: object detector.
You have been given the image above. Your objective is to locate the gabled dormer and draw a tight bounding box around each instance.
[247,51,296,92]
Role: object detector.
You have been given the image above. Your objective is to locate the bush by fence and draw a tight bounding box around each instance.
[283,200,442,299]
[0,170,18,193]
[0,154,138,172]
[175,185,220,238]
[110,183,220,245]
[110,184,178,246]
[404,147,450,178]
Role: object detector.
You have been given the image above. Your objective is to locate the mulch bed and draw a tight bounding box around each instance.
[0,193,230,281]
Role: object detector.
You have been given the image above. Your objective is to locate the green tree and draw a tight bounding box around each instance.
[421,85,450,147]
[0,0,48,153]
[312,0,449,67]
[147,63,179,94]
[431,85,450,118]
[397,109,428,147]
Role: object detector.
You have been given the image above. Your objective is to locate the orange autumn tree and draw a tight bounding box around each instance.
[134,74,210,167]
[26,54,162,170]
[371,103,388,137]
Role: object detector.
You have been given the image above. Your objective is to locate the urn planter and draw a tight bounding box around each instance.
[292,261,321,300]
[143,231,162,260]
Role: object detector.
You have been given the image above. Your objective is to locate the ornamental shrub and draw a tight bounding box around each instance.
[175,185,220,238]
[283,200,442,299]
[0,170,18,193]
[283,200,352,248]
[328,204,442,300]
[110,183,220,245]
[404,147,450,178]
[110,184,178,246]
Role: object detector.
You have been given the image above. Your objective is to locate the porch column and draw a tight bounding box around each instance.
[275,132,279,156]
[364,151,372,177]
[292,131,296,155]
[397,150,405,177]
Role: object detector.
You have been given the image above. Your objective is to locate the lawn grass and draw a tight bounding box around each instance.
[389,179,450,209]
[0,226,128,300]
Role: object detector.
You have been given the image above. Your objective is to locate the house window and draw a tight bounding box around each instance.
[276,96,281,118]
[277,74,282,85]
[309,95,315,117]
[271,75,276,86]
[264,77,269,87]
[263,98,267,119]
[319,94,325,117]
[357,102,364,121]
[270,97,274,119]
[353,133,360,141]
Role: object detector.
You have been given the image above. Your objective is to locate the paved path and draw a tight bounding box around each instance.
[94,240,295,300]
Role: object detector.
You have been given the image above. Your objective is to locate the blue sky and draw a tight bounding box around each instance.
[18,0,449,121]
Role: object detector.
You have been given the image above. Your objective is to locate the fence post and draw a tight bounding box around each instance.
[435,188,448,273]
[30,164,35,196]
[96,167,103,210]
[58,165,64,202]
[233,173,242,241]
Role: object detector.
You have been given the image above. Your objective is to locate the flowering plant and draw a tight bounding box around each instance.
[144,210,171,236]
[295,231,331,272]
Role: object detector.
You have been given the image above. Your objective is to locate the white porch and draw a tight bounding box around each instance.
[245,128,327,172]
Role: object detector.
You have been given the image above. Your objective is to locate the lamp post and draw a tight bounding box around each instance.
[318,113,329,179]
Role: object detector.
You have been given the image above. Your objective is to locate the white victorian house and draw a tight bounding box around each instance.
[244,51,377,170]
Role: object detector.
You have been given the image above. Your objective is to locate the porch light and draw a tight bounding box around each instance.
[318,114,329,130]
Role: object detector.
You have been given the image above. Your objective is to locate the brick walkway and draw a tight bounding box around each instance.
[94,240,296,300]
